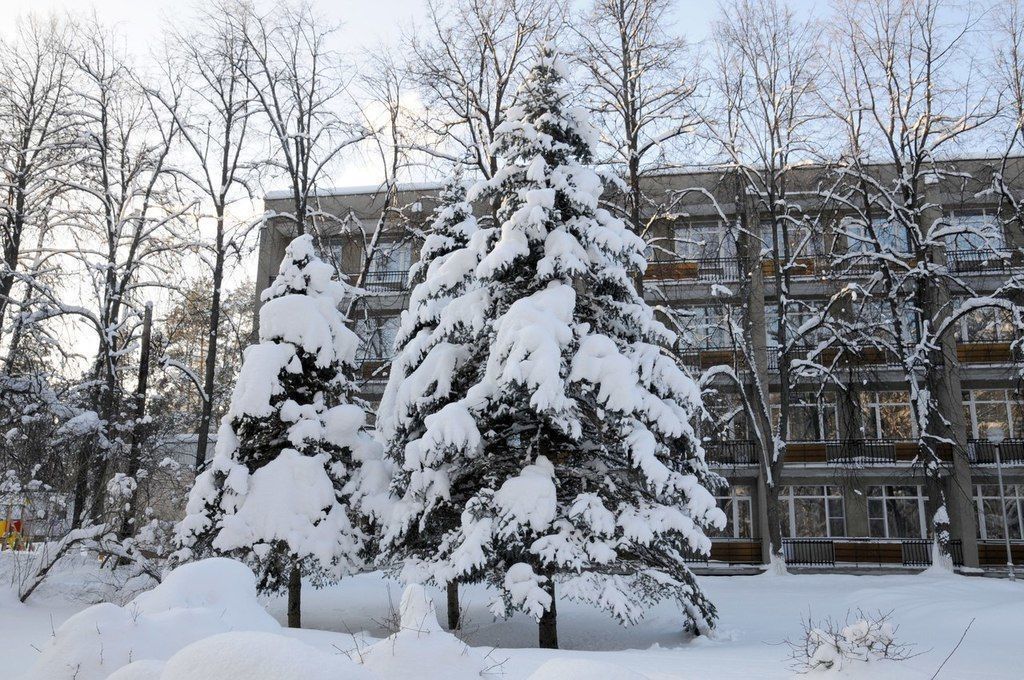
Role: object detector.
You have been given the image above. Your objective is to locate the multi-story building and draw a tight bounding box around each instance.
[257,158,1024,573]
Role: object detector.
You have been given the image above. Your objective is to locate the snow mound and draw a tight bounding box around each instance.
[361,585,500,679]
[526,658,650,680]
[23,558,279,680]
[108,632,375,680]
[399,583,442,633]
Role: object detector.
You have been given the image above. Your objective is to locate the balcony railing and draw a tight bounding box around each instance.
[947,248,1021,275]
[645,257,742,283]
[968,438,1024,465]
[784,538,963,567]
[783,538,836,565]
[704,440,758,466]
[363,269,410,292]
[644,249,1020,286]
[705,439,952,466]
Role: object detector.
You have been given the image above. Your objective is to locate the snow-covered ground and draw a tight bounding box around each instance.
[4,552,1021,679]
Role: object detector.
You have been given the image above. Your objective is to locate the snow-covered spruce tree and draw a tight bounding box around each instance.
[175,235,378,628]
[375,168,486,628]
[385,49,725,647]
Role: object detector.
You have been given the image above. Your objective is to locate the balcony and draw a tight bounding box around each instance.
[363,269,409,292]
[947,248,1023,275]
[704,440,758,465]
[968,439,1024,465]
[705,439,953,466]
[644,249,1022,286]
[685,538,971,567]
[645,257,741,283]
[784,538,964,567]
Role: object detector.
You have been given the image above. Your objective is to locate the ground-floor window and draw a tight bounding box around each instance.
[867,485,926,538]
[975,484,1024,540]
[711,485,753,538]
[780,485,845,537]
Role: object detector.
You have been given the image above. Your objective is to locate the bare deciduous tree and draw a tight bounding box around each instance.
[407,0,563,181]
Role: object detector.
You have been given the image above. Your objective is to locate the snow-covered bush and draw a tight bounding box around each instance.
[23,558,281,680]
[108,632,374,680]
[360,584,504,679]
[175,235,381,599]
[788,609,915,673]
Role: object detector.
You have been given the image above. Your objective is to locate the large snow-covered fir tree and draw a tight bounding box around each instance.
[375,168,488,628]
[176,235,379,627]
[381,48,725,647]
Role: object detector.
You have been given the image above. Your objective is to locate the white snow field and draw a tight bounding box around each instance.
[3,555,1022,680]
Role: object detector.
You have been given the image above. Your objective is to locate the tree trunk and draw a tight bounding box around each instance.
[446,581,460,630]
[118,304,153,556]
[194,214,226,470]
[764,479,787,572]
[538,579,558,649]
[287,563,302,628]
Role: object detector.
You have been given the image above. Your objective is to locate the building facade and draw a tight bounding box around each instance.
[258,158,1024,573]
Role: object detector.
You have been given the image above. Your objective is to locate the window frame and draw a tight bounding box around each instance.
[867,485,927,539]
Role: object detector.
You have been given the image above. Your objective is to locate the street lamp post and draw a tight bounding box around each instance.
[989,428,1016,582]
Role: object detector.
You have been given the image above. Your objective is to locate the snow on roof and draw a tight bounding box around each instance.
[264,180,448,201]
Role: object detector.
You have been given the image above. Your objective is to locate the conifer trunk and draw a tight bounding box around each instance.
[446,581,460,630]
[287,563,301,628]
[538,580,558,649]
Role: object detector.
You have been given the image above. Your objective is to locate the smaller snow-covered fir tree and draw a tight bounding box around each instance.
[381,48,726,646]
[375,170,492,619]
[176,235,379,625]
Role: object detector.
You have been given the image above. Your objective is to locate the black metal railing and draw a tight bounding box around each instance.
[783,538,836,566]
[968,439,1024,465]
[825,440,898,465]
[645,257,742,282]
[363,269,410,291]
[704,440,758,466]
[901,539,963,567]
[947,249,1019,275]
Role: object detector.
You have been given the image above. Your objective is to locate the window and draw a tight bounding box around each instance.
[705,393,748,440]
[868,486,926,538]
[861,392,915,439]
[956,304,1015,344]
[674,221,736,260]
[765,300,828,348]
[368,242,412,275]
[711,486,754,539]
[680,305,738,349]
[963,390,1023,439]
[780,485,845,537]
[842,216,910,255]
[975,484,1024,540]
[354,315,401,360]
[761,219,822,257]
[770,393,838,441]
[946,212,1004,252]
[857,300,919,345]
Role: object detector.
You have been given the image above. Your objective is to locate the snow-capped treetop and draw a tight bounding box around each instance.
[376,168,483,446]
[262,234,348,305]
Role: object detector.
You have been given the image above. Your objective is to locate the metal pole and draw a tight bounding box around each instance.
[994,442,1016,581]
